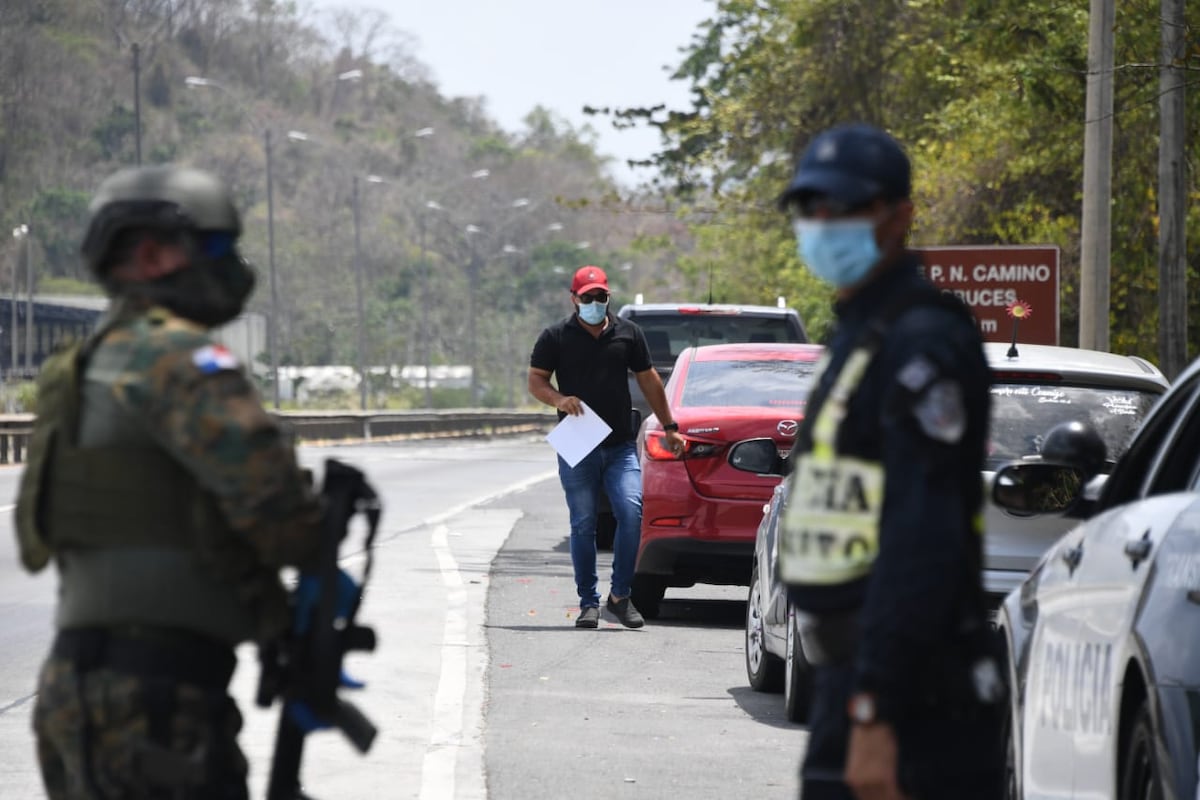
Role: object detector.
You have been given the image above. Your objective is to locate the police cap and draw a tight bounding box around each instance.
[778,123,911,211]
[81,165,241,275]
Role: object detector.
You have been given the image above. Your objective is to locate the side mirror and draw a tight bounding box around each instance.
[728,438,786,476]
[992,462,1087,515]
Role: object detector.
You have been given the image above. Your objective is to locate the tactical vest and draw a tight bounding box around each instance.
[780,290,984,617]
[16,310,289,645]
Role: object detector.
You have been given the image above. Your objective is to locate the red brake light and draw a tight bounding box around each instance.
[645,431,681,460]
[644,431,722,461]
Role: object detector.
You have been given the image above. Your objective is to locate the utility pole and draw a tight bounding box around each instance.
[1158,0,1187,378]
[132,43,142,165]
[1078,0,1115,351]
[352,175,367,411]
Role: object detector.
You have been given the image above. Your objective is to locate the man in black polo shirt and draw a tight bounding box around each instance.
[528,265,684,629]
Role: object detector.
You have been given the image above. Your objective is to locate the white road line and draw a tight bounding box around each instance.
[420,523,469,800]
[414,469,556,533]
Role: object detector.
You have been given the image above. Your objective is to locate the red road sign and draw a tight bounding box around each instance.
[916,245,1060,345]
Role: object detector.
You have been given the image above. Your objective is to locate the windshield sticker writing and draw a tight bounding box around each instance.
[1101,395,1139,416]
[991,386,1074,405]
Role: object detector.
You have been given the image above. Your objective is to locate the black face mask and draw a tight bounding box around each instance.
[151,252,257,327]
[128,232,257,328]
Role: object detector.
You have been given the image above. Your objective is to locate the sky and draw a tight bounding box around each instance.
[316,0,716,186]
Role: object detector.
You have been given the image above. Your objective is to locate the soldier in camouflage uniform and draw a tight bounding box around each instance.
[15,165,323,799]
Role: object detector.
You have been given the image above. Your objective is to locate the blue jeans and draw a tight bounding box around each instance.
[557,441,642,607]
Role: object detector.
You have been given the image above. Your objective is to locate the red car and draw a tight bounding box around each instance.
[631,342,824,618]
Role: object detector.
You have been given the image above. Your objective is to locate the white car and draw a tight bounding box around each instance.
[737,341,1169,723]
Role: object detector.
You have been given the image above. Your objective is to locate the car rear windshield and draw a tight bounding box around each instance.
[634,314,804,368]
[680,359,819,408]
[987,383,1161,469]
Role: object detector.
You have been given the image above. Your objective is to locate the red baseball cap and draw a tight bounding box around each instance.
[571,265,609,295]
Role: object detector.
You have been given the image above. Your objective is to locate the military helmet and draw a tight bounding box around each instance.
[1040,419,1108,477]
[80,165,241,275]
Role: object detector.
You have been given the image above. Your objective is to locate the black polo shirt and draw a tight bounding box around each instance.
[529,311,653,445]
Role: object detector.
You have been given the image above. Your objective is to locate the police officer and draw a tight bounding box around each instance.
[16,165,323,799]
[775,125,1003,799]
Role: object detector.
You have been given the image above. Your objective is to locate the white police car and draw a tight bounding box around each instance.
[737,342,1167,724]
[992,352,1200,799]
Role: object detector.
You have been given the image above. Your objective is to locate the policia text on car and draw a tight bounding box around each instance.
[776,124,1006,800]
[15,165,380,800]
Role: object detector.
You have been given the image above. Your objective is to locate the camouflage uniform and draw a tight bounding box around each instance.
[24,300,322,800]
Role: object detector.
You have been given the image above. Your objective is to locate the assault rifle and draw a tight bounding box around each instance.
[257,458,381,800]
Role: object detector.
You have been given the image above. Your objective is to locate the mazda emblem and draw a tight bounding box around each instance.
[777,420,799,437]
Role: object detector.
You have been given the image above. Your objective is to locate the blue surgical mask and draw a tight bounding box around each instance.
[793,218,882,288]
[578,300,608,325]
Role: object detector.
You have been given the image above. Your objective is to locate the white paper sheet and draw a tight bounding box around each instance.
[545,402,613,468]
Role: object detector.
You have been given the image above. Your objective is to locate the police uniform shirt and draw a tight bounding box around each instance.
[529,312,652,446]
[799,254,991,719]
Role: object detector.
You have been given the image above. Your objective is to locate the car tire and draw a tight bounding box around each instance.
[745,565,784,692]
[631,574,666,620]
[596,511,616,551]
[784,606,813,723]
[1119,701,1163,800]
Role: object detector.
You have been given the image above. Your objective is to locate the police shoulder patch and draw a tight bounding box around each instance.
[192,344,239,374]
[912,378,967,444]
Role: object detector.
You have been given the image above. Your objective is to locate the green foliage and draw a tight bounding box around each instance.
[621,0,1200,364]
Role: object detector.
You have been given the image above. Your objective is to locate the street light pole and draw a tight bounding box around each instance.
[132,43,142,165]
[24,231,33,370]
[266,127,280,409]
[352,175,367,411]
[185,76,281,408]
[419,211,433,408]
[10,225,27,376]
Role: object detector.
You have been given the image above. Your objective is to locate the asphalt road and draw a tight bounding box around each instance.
[0,435,807,799]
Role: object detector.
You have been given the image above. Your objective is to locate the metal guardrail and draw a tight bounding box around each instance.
[0,410,556,466]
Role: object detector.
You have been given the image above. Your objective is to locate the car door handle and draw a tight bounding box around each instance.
[1124,529,1152,567]
[1061,543,1083,575]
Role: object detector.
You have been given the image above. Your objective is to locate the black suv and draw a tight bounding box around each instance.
[590,302,810,550]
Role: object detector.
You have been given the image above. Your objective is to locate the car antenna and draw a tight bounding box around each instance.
[707,264,714,305]
[1005,300,1032,358]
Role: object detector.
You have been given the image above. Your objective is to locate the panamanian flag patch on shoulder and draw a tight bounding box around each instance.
[192,344,239,374]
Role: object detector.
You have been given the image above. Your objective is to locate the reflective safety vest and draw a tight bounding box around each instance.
[778,348,883,586]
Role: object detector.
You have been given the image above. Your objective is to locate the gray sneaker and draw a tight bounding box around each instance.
[605,595,645,629]
[575,606,600,628]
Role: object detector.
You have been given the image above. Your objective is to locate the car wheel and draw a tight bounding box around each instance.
[784,606,813,722]
[745,565,783,692]
[1119,701,1163,800]
[631,574,666,620]
[596,511,616,551]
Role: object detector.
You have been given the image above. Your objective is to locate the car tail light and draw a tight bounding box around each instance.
[645,430,722,461]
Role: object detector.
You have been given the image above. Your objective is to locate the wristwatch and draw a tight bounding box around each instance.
[847,692,878,725]
[663,422,679,433]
